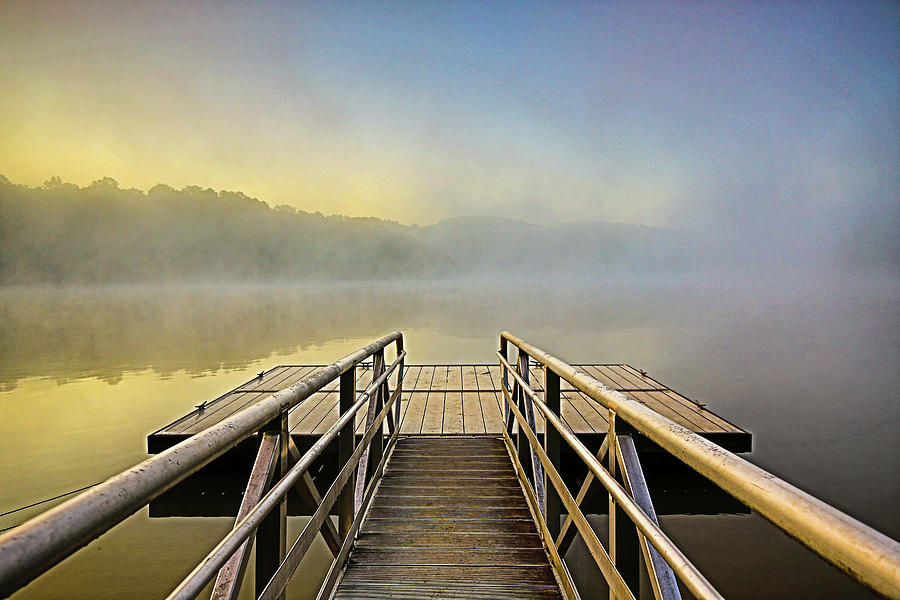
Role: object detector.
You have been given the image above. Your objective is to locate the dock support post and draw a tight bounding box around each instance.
[609,416,640,598]
[338,367,356,539]
[544,367,561,539]
[608,410,618,600]
[256,410,288,600]
[618,434,682,600]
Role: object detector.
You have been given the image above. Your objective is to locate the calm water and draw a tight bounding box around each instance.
[1,277,898,599]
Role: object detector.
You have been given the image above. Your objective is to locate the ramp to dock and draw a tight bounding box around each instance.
[334,435,564,599]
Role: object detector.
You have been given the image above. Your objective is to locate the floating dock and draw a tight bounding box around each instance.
[149,363,750,451]
[147,362,751,520]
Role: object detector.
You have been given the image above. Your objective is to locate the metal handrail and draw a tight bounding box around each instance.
[498,352,721,600]
[166,349,405,599]
[500,331,900,599]
[0,332,404,599]
[264,377,403,600]
[311,382,406,600]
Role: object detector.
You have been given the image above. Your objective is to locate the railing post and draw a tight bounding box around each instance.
[338,366,356,540]
[500,336,512,431]
[370,350,385,478]
[500,336,509,391]
[608,410,617,600]
[609,414,640,597]
[544,367,561,539]
[516,351,531,483]
[394,337,404,428]
[256,410,288,600]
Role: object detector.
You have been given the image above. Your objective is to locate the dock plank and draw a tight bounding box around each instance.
[400,393,426,435]
[443,392,464,434]
[462,391,486,434]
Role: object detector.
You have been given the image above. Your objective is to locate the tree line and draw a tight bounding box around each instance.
[2,175,889,285]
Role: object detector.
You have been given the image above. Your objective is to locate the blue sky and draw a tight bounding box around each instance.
[1,1,897,241]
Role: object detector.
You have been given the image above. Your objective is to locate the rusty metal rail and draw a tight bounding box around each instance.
[499,331,900,600]
[0,332,405,600]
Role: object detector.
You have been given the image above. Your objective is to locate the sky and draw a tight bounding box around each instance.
[1,1,897,235]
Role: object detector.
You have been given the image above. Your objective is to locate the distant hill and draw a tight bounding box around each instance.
[0,175,887,284]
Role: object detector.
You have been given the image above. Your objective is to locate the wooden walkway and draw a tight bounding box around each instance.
[335,436,563,599]
[149,364,750,452]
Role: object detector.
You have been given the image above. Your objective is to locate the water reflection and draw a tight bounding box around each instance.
[1,278,819,388]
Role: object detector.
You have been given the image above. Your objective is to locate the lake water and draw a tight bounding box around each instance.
[1,276,897,599]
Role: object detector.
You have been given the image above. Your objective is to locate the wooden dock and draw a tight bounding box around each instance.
[149,363,750,453]
[336,436,563,599]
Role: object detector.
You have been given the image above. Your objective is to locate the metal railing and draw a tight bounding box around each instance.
[498,331,900,600]
[0,332,406,600]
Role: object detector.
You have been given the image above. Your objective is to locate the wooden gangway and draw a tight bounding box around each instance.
[2,331,898,600]
[334,436,564,599]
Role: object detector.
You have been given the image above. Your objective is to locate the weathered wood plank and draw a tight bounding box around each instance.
[559,392,597,433]
[362,517,540,534]
[629,391,712,431]
[375,485,526,498]
[605,365,662,390]
[474,366,503,434]
[387,455,511,468]
[300,392,341,435]
[349,547,550,566]
[286,392,328,432]
[355,532,543,549]
[236,366,296,392]
[580,364,630,389]
[659,389,742,432]
[373,495,529,509]
[334,583,562,600]
[395,366,424,431]
[399,393,428,435]
[462,392,487,434]
[443,392,464,434]
[398,365,422,392]
[421,379,447,434]
[270,365,320,391]
[338,564,558,586]
[461,365,480,390]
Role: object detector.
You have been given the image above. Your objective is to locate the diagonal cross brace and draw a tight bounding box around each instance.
[556,434,610,555]
[286,438,341,557]
[210,432,280,600]
[354,352,388,512]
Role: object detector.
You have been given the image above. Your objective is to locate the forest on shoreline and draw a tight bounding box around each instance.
[0,176,893,285]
